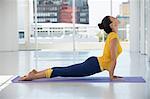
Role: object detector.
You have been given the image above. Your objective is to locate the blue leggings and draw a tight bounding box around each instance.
[51,56,101,78]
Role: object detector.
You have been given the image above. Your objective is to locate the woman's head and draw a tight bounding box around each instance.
[98,16,119,34]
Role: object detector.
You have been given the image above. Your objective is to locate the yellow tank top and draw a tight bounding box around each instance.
[97,32,122,71]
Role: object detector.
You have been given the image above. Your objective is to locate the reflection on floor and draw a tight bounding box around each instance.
[0,50,150,99]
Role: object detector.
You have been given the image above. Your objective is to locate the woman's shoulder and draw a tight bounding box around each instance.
[108,32,118,39]
[109,32,117,36]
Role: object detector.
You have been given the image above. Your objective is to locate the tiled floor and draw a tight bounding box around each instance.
[0,50,150,99]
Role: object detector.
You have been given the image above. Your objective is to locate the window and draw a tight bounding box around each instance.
[80,18,86,22]
[19,0,130,51]
[80,13,86,17]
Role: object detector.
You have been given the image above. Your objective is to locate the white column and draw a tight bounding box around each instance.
[139,0,146,54]
[129,0,140,53]
[147,0,150,61]
[0,0,18,51]
[24,0,31,49]
[29,0,33,25]
[72,0,76,52]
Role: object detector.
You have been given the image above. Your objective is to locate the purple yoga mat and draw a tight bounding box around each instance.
[12,76,145,83]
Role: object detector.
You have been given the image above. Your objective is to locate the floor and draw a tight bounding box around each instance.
[0,50,150,99]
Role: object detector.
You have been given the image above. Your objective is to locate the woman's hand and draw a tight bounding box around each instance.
[110,75,123,81]
[113,75,123,78]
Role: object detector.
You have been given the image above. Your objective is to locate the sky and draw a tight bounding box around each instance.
[88,0,129,25]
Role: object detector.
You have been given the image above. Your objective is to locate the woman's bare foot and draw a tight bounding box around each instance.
[20,69,38,81]
[20,69,48,81]
[29,69,38,75]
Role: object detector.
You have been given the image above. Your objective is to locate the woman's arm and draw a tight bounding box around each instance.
[109,38,118,80]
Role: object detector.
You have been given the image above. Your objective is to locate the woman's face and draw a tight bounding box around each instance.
[109,16,119,27]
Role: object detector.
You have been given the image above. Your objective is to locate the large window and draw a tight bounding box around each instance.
[18,0,130,51]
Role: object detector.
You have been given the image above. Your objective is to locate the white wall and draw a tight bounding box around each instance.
[139,0,146,54]
[18,0,34,49]
[129,0,140,53]
[0,0,18,51]
[18,0,25,31]
[146,0,150,61]
[130,0,150,61]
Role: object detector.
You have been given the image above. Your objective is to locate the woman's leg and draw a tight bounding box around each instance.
[20,68,52,81]
[20,56,101,81]
[51,56,101,78]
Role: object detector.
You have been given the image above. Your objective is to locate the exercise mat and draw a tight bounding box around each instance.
[12,76,145,83]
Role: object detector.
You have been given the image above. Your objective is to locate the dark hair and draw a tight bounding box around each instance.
[98,16,112,34]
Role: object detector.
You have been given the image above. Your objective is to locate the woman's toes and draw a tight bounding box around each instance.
[19,75,33,81]
[32,69,38,73]
[29,69,37,75]
[20,76,27,81]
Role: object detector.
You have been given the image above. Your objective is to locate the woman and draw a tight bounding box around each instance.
[20,16,122,81]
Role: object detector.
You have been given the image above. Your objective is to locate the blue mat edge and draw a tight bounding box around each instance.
[12,76,146,83]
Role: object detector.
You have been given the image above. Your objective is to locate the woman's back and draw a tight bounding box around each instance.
[97,32,122,71]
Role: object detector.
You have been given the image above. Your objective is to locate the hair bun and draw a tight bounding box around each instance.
[98,23,104,29]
